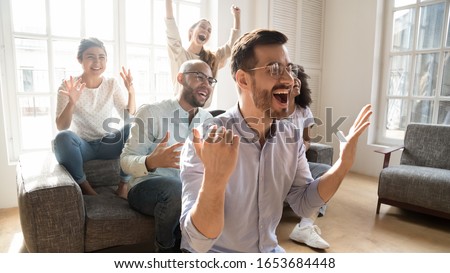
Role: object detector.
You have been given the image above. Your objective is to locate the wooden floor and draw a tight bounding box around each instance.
[1,172,450,253]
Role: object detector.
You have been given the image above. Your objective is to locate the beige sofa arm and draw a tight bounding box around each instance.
[16,152,85,252]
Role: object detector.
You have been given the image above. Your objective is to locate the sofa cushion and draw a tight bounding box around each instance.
[379,165,450,214]
[84,159,121,188]
[83,186,155,252]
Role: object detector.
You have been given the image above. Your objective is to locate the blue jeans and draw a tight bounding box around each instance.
[308,162,331,180]
[53,124,131,184]
[127,176,182,250]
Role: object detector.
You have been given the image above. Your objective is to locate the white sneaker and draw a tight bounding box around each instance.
[289,225,330,249]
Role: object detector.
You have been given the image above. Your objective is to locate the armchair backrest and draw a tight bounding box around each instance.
[400,123,450,170]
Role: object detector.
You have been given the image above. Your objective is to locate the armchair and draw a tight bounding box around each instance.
[375,123,450,220]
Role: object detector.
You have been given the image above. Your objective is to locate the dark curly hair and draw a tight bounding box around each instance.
[294,65,313,109]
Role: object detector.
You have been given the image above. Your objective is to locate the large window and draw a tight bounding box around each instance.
[0,0,202,162]
[379,0,450,144]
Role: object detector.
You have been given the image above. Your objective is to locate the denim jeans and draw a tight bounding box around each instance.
[127,176,182,251]
[308,162,331,180]
[53,124,131,184]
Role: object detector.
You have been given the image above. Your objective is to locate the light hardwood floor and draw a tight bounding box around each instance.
[1,172,449,253]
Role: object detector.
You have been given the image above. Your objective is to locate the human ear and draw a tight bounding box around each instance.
[176,73,184,84]
[235,69,250,91]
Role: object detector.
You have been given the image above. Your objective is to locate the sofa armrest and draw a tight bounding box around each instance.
[306,143,333,166]
[374,146,404,169]
[16,152,85,252]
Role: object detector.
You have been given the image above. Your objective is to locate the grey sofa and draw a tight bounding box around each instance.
[306,143,333,166]
[16,152,155,252]
[375,123,450,220]
[16,140,333,253]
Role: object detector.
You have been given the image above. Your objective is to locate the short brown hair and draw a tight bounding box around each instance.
[230,29,288,80]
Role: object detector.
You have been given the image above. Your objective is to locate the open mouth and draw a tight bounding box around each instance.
[196,89,208,100]
[273,93,288,104]
[198,34,206,42]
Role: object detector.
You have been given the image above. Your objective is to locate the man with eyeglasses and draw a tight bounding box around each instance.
[120,59,214,252]
[179,29,372,252]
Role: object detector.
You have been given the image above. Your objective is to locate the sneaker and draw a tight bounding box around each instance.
[289,225,330,249]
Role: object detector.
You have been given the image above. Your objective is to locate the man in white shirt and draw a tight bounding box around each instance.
[179,29,372,252]
[120,59,214,252]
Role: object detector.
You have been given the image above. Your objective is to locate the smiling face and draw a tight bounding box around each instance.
[79,46,107,77]
[288,77,301,115]
[180,61,213,108]
[189,19,212,46]
[247,44,295,119]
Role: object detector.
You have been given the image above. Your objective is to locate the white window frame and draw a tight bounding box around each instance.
[0,0,203,163]
[378,0,450,146]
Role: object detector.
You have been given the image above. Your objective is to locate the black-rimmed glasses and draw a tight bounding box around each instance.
[183,71,217,87]
[248,63,298,80]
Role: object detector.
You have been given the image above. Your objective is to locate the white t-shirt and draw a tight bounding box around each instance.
[288,105,315,138]
[56,76,128,141]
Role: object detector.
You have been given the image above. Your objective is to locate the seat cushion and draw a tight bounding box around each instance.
[379,165,450,214]
[84,159,121,188]
[83,186,155,252]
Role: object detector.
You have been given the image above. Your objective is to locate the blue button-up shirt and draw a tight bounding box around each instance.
[180,104,325,253]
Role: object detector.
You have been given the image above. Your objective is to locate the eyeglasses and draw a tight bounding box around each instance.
[248,63,298,80]
[183,71,217,87]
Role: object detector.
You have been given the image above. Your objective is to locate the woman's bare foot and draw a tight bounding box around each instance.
[116,181,128,199]
[79,181,98,195]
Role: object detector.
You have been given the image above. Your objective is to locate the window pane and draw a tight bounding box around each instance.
[153,47,172,101]
[388,55,411,96]
[177,3,202,48]
[50,0,81,37]
[15,38,49,93]
[53,40,82,89]
[411,99,433,123]
[127,46,152,106]
[395,0,416,8]
[392,9,415,52]
[153,0,166,45]
[413,53,438,96]
[19,96,53,150]
[417,3,444,50]
[103,43,115,78]
[12,0,46,34]
[446,13,450,47]
[126,0,151,43]
[86,0,114,40]
[442,52,450,96]
[386,99,409,131]
[438,101,450,124]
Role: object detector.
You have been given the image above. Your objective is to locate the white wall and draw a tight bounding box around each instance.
[212,0,269,110]
[321,0,400,178]
[0,77,18,209]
